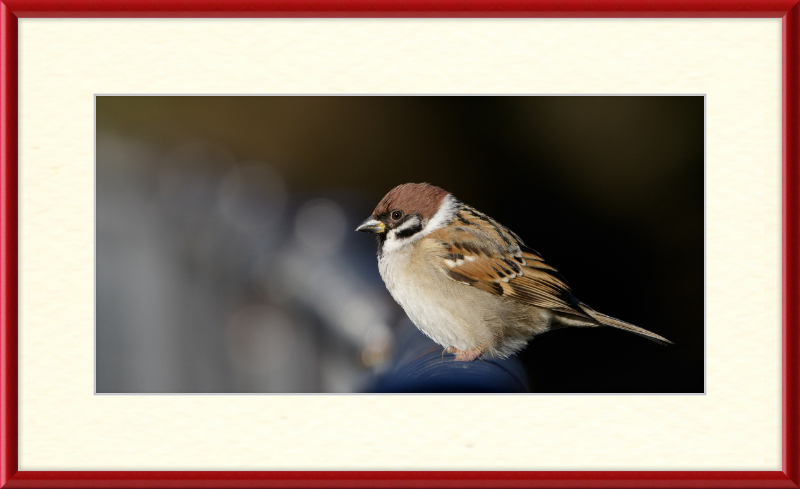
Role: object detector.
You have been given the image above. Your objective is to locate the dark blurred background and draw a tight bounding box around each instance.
[96,96,703,394]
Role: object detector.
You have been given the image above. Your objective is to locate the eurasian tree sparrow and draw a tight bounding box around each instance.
[357,183,672,362]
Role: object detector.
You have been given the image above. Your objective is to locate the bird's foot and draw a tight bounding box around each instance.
[445,346,485,362]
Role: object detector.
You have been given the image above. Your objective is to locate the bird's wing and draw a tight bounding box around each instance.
[427,219,594,321]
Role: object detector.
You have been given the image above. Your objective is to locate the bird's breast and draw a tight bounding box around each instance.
[377,243,500,351]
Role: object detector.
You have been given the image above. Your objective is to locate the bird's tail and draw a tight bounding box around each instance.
[579,303,673,346]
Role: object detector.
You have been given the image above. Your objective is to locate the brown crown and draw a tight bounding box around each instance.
[373,183,450,220]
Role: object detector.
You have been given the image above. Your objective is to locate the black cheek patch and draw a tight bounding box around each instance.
[395,223,423,239]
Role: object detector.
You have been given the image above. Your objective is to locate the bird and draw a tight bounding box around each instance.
[356,182,672,362]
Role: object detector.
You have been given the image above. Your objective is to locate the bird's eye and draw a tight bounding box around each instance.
[390,210,403,221]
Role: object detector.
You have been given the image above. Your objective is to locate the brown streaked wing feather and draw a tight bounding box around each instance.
[428,223,592,320]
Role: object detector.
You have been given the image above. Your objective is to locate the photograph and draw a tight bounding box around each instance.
[95,95,704,394]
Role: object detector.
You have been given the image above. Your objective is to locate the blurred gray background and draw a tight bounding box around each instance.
[96,96,704,394]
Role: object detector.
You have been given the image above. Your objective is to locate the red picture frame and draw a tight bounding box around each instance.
[2,1,798,488]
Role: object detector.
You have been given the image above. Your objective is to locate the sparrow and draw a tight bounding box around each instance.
[356,182,672,362]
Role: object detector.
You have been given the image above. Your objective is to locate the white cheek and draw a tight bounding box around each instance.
[381,217,422,254]
[394,216,421,233]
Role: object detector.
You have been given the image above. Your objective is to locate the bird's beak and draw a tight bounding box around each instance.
[356,218,385,234]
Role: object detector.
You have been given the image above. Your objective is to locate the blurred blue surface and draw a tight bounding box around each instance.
[369,320,530,393]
